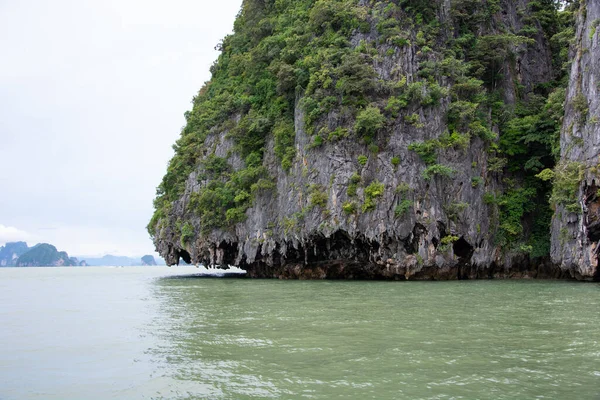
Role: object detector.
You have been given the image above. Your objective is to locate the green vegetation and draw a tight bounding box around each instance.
[274,121,296,170]
[347,172,361,197]
[422,164,455,181]
[148,0,578,260]
[16,244,75,267]
[408,130,470,166]
[439,235,459,252]
[590,19,600,40]
[394,199,412,217]
[308,134,324,148]
[362,181,385,212]
[471,176,484,188]
[342,201,357,214]
[404,113,424,128]
[539,161,584,213]
[328,127,349,141]
[186,163,274,233]
[408,141,437,165]
[572,93,589,123]
[355,106,385,143]
[180,222,195,246]
[444,202,468,222]
[395,182,411,195]
[498,187,537,240]
[149,0,375,237]
[437,0,576,252]
[309,185,328,209]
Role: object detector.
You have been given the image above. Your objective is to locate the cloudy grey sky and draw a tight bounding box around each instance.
[0,0,242,257]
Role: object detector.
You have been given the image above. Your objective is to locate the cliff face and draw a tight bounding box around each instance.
[150,0,596,280]
[0,242,29,267]
[550,0,600,280]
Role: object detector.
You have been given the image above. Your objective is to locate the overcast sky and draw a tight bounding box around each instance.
[0,0,242,257]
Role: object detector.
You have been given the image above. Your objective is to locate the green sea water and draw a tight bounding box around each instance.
[0,267,599,399]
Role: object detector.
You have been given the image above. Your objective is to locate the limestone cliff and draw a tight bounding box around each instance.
[550,0,600,280]
[0,242,29,267]
[150,0,597,280]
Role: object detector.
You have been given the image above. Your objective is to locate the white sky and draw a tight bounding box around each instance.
[0,0,242,257]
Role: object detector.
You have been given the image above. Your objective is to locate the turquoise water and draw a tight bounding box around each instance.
[0,267,599,399]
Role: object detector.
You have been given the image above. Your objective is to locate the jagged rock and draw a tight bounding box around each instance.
[151,0,597,280]
[550,0,600,281]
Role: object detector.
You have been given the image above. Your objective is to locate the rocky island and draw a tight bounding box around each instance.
[149,0,600,280]
[0,242,86,267]
[141,255,158,266]
[0,242,29,266]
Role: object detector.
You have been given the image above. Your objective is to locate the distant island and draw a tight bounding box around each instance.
[141,255,157,266]
[0,242,165,267]
[0,242,85,267]
[82,254,165,267]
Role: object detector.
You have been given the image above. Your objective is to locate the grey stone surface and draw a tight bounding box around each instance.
[550,0,600,280]
[153,1,595,280]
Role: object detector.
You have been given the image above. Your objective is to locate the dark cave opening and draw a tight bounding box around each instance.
[585,181,600,242]
[329,230,362,260]
[219,241,238,266]
[272,243,282,266]
[453,237,474,261]
[306,233,330,264]
[434,221,446,250]
[404,223,427,254]
[178,249,192,265]
[300,230,378,265]
[453,237,474,281]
